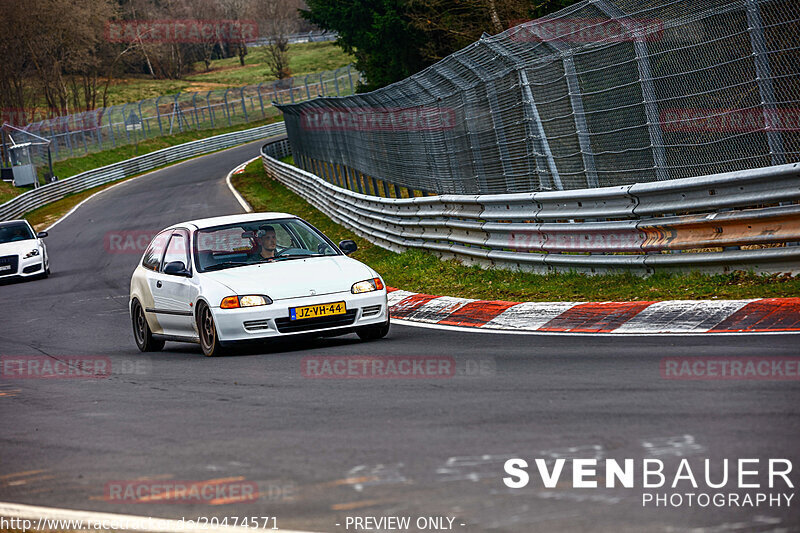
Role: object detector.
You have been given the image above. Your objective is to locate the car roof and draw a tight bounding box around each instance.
[170,212,298,231]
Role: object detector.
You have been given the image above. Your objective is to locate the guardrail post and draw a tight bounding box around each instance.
[745,0,786,166]
[595,0,668,181]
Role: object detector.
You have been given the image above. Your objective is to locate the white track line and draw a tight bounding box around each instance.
[391,317,798,336]
[0,501,322,533]
[46,142,271,232]
[225,158,259,213]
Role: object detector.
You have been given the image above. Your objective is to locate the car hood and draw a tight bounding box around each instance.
[0,240,39,257]
[200,255,375,300]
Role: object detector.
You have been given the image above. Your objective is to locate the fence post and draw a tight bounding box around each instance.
[304,75,311,100]
[256,83,266,117]
[518,68,562,190]
[745,0,786,166]
[155,95,165,135]
[334,68,341,96]
[191,93,200,129]
[138,101,149,138]
[206,91,216,128]
[240,87,249,122]
[223,89,233,126]
[453,53,518,193]
[347,65,354,94]
[595,0,668,181]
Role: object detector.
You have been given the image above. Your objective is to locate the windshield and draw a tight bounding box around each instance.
[0,223,34,244]
[194,218,340,273]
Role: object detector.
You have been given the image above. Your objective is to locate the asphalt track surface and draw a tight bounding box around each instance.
[1,138,799,532]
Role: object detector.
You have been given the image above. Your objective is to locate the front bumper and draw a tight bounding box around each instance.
[211,290,388,342]
[0,254,45,280]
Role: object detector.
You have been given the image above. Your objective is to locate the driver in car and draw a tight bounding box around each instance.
[251,225,278,260]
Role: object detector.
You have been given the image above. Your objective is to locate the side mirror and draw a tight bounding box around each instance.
[36,231,48,238]
[338,240,358,255]
[163,261,191,277]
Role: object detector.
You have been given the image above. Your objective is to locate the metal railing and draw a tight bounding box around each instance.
[261,138,800,274]
[5,65,355,167]
[276,0,800,195]
[0,122,286,222]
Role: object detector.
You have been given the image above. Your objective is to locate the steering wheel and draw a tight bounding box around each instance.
[271,245,290,258]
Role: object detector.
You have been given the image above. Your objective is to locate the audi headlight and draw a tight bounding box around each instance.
[24,249,40,259]
[220,295,273,309]
[351,277,385,294]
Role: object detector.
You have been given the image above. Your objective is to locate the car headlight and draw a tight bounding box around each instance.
[220,295,273,309]
[351,277,385,294]
[24,249,40,259]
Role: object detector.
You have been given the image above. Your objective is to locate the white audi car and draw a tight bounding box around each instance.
[129,213,389,356]
[0,220,49,281]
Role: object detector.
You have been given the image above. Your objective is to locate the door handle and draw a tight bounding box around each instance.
[156,280,162,288]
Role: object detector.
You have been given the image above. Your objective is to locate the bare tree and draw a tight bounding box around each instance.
[256,0,302,79]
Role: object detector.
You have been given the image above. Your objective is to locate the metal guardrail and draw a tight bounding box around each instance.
[0,122,286,222]
[261,138,800,274]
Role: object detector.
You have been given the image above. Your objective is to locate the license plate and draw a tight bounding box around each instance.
[0,265,10,271]
[290,301,346,321]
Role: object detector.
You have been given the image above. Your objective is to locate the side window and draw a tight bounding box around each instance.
[273,224,294,248]
[161,230,190,272]
[141,231,170,271]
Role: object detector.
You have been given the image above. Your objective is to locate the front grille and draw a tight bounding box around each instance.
[362,305,382,317]
[0,255,18,276]
[275,310,357,334]
[22,263,42,274]
[243,319,271,331]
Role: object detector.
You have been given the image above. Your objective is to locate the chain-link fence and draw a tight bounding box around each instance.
[2,65,357,171]
[277,0,800,195]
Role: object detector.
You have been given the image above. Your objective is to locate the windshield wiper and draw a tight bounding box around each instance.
[271,253,327,262]
[203,261,251,271]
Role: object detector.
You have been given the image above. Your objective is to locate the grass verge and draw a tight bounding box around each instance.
[232,160,800,301]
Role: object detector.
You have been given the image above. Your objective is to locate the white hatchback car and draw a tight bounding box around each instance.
[0,220,49,281]
[129,213,389,356]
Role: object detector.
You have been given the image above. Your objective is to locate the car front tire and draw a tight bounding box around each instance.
[356,318,390,341]
[197,302,225,357]
[132,299,165,352]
